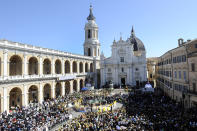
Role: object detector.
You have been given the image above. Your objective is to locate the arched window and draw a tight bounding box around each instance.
[80,62,83,73]
[55,59,62,74]
[80,79,84,90]
[85,63,88,72]
[9,55,22,76]
[88,29,91,38]
[43,59,51,74]
[43,84,51,100]
[90,63,93,72]
[65,61,70,73]
[28,57,38,75]
[88,48,91,56]
[73,80,77,92]
[73,61,77,73]
[9,87,22,108]
[29,85,38,103]
[55,83,62,98]
[65,81,70,94]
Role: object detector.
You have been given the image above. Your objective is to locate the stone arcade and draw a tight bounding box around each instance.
[0,5,100,113]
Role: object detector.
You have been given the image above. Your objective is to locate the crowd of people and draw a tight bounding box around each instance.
[126,92,197,130]
[1,89,197,130]
[0,95,77,130]
[0,90,123,131]
[59,90,197,131]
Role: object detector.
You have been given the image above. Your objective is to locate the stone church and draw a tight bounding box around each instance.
[100,27,147,87]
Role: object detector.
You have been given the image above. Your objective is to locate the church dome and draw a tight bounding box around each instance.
[130,27,145,51]
[131,37,145,51]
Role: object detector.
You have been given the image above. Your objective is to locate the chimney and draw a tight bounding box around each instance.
[178,38,184,46]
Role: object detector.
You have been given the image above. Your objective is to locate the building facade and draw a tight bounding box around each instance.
[156,38,197,108]
[0,5,100,113]
[100,27,147,87]
[147,57,159,87]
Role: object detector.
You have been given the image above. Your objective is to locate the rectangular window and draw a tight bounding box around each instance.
[195,44,197,48]
[174,71,177,78]
[182,55,186,62]
[120,57,124,62]
[121,67,124,72]
[169,59,171,64]
[108,68,111,72]
[179,71,181,79]
[192,63,195,72]
[183,71,186,80]
[173,57,177,63]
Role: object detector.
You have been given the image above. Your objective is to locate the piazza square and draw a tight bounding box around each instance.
[0,1,197,130]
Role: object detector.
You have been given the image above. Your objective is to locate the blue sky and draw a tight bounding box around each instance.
[0,0,196,57]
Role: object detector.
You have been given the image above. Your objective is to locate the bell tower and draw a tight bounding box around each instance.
[84,5,100,59]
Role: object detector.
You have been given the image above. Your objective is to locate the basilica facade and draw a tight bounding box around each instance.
[100,27,147,87]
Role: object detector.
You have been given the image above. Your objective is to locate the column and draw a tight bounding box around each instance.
[88,63,90,72]
[70,80,73,94]
[61,82,65,96]
[77,61,80,74]
[24,53,28,77]
[52,57,55,75]
[77,79,80,92]
[23,85,28,106]
[39,83,43,103]
[3,87,8,112]
[52,81,55,98]
[3,49,8,79]
[39,56,43,76]
[83,62,85,74]
[62,59,65,75]
[70,60,73,74]
[96,46,98,57]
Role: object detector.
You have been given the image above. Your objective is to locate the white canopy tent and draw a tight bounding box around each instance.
[142,83,154,92]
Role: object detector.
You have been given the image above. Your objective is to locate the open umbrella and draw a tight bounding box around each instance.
[81,87,89,91]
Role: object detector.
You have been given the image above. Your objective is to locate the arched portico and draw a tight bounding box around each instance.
[85,78,88,85]
[55,82,62,98]
[73,80,77,92]
[9,87,22,108]
[9,55,22,76]
[80,62,83,73]
[55,59,62,74]
[80,79,84,90]
[28,57,38,75]
[43,59,51,74]
[65,60,70,74]
[73,61,77,73]
[85,63,88,72]
[43,84,51,100]
[28,85,38,103]
[90,63,93,72]
[65,81,70,94]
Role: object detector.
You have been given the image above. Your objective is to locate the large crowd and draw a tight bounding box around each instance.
[0,95,76,130]
[60,90,197,131]
[126,92,197,130]
[1,89,197,131]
